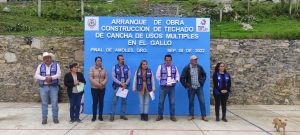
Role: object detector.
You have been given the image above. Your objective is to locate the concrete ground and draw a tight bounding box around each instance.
[0,103,299,135]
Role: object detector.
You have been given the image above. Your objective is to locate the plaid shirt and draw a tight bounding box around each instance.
[190,64,200,89]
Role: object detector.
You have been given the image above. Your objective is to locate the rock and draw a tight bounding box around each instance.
[3,7,11,13]
[244,64,253,68]
[5,52,17,62]
[0,60,5,64]
[0,53,3,58]
[217,45,225,50]
[31,38,43,49]
[241,23,253,30]
[235,58,245,65]
[246,58,258,65]
[74,50,84,62]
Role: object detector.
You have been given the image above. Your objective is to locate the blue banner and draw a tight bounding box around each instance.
[84,16,210,115]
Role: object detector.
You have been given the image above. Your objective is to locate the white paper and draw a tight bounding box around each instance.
[116,87,128,98]
[166,79,176,85]
[150,91,155,100]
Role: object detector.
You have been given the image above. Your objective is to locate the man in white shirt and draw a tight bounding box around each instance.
[155,54,180,122]
[34,52,61,125]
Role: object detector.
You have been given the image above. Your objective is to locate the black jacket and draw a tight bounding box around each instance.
[64,72,86,99]
[180,64,207,90]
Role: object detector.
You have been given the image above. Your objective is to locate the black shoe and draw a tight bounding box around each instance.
[141,113,144,121]
[92,116,96,122]
[222,117,228,122]
[144,114,148,121]
[216,117,220,122]
[98,116,103,121]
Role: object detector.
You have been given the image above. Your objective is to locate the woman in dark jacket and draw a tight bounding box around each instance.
[64,63,86,123]
[213,62,231,122]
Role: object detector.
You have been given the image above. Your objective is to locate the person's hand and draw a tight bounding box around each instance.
[121,83,127,87]
[122,85,127,90]
[132,89,136,92]
[45,76,52,83]
[221,90,227,93]
[74,80,79,86]
[152,89,155,92]
[98,83,103,89]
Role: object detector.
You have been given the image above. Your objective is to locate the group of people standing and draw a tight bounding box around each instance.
[34,52,232,125]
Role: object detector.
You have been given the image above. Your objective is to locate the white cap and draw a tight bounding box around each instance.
[190,55,198,60]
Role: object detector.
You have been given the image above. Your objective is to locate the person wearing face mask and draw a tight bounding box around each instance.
[213,62,231,122]
[88,56,108,122]
[64,63,86,123]
[132,60,155,121]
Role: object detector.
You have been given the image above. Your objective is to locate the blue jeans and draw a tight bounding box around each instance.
[69,93,82,120]
[40,86,59,120]
[158,86,175,116]
[188,86,206,117]
[139,91,150,114]
[110,87,127,117]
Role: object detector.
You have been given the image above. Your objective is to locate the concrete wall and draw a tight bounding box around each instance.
[0,36,299,105]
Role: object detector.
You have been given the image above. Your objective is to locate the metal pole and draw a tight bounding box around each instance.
[38,0,41,17]
[220,8,222,22]
[81,0,84,21]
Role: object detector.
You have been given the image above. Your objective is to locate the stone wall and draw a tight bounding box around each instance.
[0,36,300,105]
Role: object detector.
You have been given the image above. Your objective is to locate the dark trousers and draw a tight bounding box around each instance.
[91,88,106,117]
[214,94,229,117]
[69,93,82,120]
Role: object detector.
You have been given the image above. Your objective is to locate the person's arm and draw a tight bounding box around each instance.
[112,66,122,85]
[227,74,231,92]
[180,66,188,89]
[79,72,86,84]
[64,73,74,87]
[125,66,131,85]
[200,66,207,86]
[34,64,46,80]
[101,68,108,85]
[175,66,180,82]
[51,63,61,79]
[155,65,161,81]
[88,67,99,86]
[132,71,137,91]
[151,70,155,92]
[213,72,221,92]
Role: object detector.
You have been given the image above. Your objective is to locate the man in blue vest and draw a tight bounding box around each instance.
[180,55,208,121]
[110,55,131,122]
[155,54,180,122]
[34,52,61,125]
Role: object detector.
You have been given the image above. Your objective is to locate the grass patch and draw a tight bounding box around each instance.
[0,0,300,39]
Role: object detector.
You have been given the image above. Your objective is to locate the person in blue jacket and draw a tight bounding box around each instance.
[213,62,231,122]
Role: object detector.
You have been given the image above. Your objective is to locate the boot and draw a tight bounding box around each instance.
[216,116,220,122]
[91,115,96,122]
[140,113,144,121]
[144,114,148,121]
[222,113,228,122]
[98,115,103,121]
